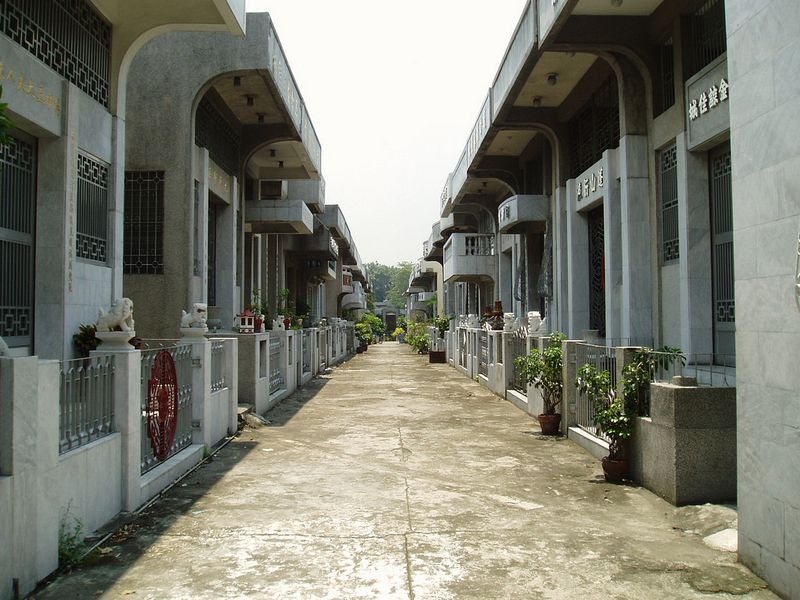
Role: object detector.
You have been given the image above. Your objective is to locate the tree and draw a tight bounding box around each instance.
[365,262,392,303]
[386,261,412,308]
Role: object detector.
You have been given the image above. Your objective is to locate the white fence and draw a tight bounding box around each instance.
[0,336,237,600]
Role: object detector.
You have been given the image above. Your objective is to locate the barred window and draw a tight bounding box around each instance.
[76,153,109,264]
[193,180,201,276]
[688,0,727,78]
[568,76,620,178]
[1,0,112,107]
[124,171,164,274]
[660,145,679,263]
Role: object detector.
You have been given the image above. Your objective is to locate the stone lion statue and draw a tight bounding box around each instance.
[0,335,9,357]
[97,298,135,332]
[181,303,208,329]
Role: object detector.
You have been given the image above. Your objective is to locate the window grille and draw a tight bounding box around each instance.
[193,180,201,276]
[195,96,241,176]
[124,171,164,274]
[588,206,606,338]
[660,145,679,263]
[0,0,111,107]
[688,0,727,78]
[654,37,675,116]
[76,153,108,264]
[208,203,218,306]
[0,135,35,347]
[568,76,620,178]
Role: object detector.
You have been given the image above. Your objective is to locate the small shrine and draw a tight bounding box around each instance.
[236,308,255,334]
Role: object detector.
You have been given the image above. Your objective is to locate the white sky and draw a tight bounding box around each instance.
[244,0,529,266]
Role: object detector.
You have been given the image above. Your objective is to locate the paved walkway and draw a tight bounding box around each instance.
[35,342,776,599]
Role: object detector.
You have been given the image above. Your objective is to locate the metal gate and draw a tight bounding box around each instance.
[588,206,606,338]
[0,134,35,349]
[710,145,735,366]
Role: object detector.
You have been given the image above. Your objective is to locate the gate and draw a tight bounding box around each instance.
[710,145,735,366]
[0,134,35,349]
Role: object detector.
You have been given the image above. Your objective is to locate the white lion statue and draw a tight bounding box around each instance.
[97,298,135,332]
[181,303,208,329]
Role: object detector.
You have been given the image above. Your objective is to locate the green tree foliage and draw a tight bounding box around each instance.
[0,85,13,145]
[365,262,393,302]
[387,261,413,308]
[365,261,413,309]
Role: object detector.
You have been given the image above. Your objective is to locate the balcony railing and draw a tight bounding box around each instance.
[59,355,115,454]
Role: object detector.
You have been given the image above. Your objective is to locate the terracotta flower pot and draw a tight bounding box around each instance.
[537,413,561,436]
[601,456,628,483]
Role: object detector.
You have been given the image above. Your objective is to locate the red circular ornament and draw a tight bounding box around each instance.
[147,350,179,460]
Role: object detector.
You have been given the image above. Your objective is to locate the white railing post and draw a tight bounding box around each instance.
[92,347,141,512]
[225,338,238,435]
[181,336,212,448]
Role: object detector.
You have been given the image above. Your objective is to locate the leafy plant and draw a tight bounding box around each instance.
[576,364,630,460]
[406,320,430,354]
[59,502,88,568]
[432,315,451,339]
[354,321,373,345]
[513,331,566,415]
[73,324,99,356]
[0,85,12,146]
[623,346,685,416]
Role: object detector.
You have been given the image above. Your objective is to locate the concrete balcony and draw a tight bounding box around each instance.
[246,199,313,234]
[443,233,497,283]
[288,178,325,214]
[498,194,549,234]
[424,222,444,261]
[305,259,336,282]
[440,212,477,238]
[342,282,366,311]
[298,220,338,261]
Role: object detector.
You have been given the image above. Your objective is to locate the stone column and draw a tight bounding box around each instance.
[91,347,142,512]
[565,180,590,338]
[619,134,653,343]
[181,335,212,448]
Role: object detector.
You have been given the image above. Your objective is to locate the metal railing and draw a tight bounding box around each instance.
[510,335,528,393]
[140,344,193,474]
[302,329,312,375]
[458,328,468,368]
[478,330,489,377]
[573,343,617,439]
[59,355,115,454]
[210,340,226,393]
[318,328,328,370]
[269,336,285,394]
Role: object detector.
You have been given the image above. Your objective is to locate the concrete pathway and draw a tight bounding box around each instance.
[34,342,777,599]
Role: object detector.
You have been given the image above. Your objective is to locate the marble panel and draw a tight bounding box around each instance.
[760,331,800,390]
[755,218,796,278]
[738,473,785,558]
[787,503,800,569]
[729,60,774,130]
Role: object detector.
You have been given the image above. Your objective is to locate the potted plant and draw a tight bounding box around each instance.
[406,320,430,354]
[575,346,685,482]
[513,331,566,435]
[250,289,264,333]
[575,363,630,482]
[354,321,372,352]
[429,315,450,363]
